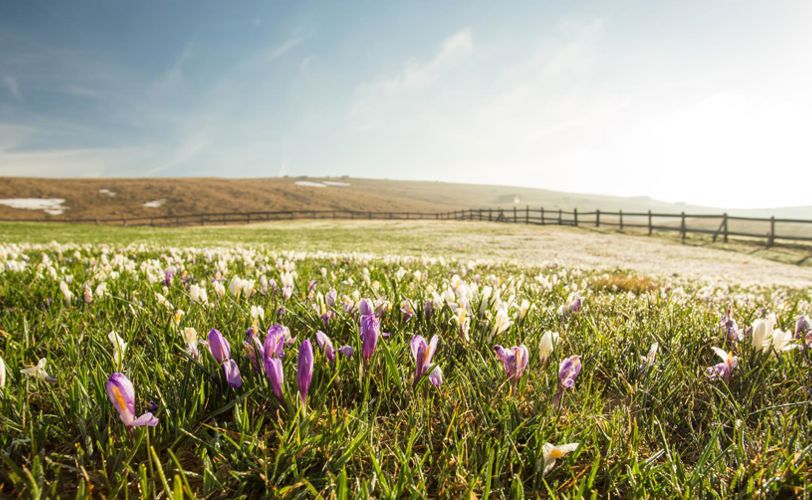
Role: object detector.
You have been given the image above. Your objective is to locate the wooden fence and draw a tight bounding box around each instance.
[3,207,812,248]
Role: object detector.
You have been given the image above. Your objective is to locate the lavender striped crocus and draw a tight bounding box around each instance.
[494,344,529,381]
[400,300,415,321]
[706,347,737,381]
[164,269,173,287]
[264,356,284,401]
[264,324,287,359]
[720,307,742,342]
[316,330,335,363]
[558,355,581,390]
[359,298,375,317]
[106,373,158,427]
[297,339,314,405]
[429,366,443,387]
[410,335,439,385]
[244,327,265,373]
[207,329,243,388]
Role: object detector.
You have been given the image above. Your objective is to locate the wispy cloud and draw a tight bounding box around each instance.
[265,37,302,63]
[3,75,23,101]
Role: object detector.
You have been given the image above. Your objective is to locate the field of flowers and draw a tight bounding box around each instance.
[0,241,810,497]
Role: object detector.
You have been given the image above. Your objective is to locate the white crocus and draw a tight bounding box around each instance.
[59,281,73,304]
[0,355,6,389]
[189,284,208,305]
[538,331,559,364]
[541,442,579,475]
[518,299,532,320]
[751,318,774,353]
[490,305,513,339]
[640,342,659,369]
[182,327,199,358]
[21,358,52,381]
[108,331,127,367]
[770,329,798,353]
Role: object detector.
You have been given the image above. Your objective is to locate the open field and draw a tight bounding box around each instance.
[0,221,811,497]
[1,220,811,286]
[3,177,812,223]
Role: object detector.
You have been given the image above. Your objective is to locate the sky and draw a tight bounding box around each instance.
[1,1,811,208]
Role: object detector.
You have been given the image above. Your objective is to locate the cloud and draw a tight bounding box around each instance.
[265,37,302,63]
[349,28,474,129]
[3,76,23,101]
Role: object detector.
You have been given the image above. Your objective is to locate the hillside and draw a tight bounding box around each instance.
[1,176,811,221]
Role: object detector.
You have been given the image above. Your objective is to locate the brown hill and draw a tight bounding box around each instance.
[1,176,811,222]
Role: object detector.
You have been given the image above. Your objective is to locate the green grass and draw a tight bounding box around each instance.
[0,228,810,497]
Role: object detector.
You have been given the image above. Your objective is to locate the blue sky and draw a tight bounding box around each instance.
[1,1,811,208]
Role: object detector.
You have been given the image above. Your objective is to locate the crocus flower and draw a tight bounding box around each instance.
[751,318,774,353]
[720,307,742,342]
[400,300,415,321]
[108,331,127,368]
[207,329,242,388]
[326,289,337,307]
[410,335,439,385]
[338,345,355,358]
[21,358,54,382]
[359,298,374,317]
[770,329,798,353]
[538,331,559,364]
[541,442,579,475]
[315,330,335,363]
[429,366,443,387]
[106,372,158,427]
[164,269,173,287]
[360,312,379,363]
[640,342,658,370]
[796,315,811,338]
[490,305,513,339]
[244,327,265,372]
[493,344,529,381]
[182,327,199,358]
[0,355,6,389]
[297,339,314,405]
[264,324,287,359]
[706,347,737,381]
[558,355,581,390]
[264,356,284,401]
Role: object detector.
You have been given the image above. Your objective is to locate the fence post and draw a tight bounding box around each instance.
[648,210,652,236]
[596,209,600,228]
[573,208,578,227]
[619,210,623,231]
[768,216,775,247]
[680,212,686,242]
[541,207,545,225]
[525,205,529,224]
[558,209,562,225]
[488,208,492,222]
[723,213,728,243]
[513,206,517,222]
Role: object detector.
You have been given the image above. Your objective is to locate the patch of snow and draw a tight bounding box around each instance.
[0,198,67,215]
[295,181,327,188]
[323,181,351,187]
[99,188,116,197]
[143,199,166,208]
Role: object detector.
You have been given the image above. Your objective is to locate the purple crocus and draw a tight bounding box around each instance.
[264,356,284,400]
[360,312,380,363]
[263,324,287,359]
[359,298,375,317]
[796,315,810,338]
[326,289,337,307]
[207,329,242,388]
[315,330,335,363]
[720,307,742,342]
[558,355,582,390]
[106,373,159,427]
[164,270,173,287]
[424,299,433,319]
[400,300,415,321]
[297,339,314,405]
[706,347,737,381]
[410,335,439,385]
[494,344,529,381]
[338,345,355,358]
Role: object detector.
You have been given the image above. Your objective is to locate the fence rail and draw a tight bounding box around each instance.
[3,207,812,248]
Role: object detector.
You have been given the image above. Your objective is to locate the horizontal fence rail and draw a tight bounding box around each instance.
[2,207,812,248]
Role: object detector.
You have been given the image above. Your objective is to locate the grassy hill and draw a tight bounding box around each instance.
[2,176,811,222]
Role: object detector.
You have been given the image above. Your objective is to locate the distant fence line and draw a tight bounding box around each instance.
[2,207,812,248]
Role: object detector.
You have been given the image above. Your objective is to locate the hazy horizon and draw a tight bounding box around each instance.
[2,1,811,208]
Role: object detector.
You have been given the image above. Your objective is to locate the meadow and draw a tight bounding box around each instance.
[0,222,811,497]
